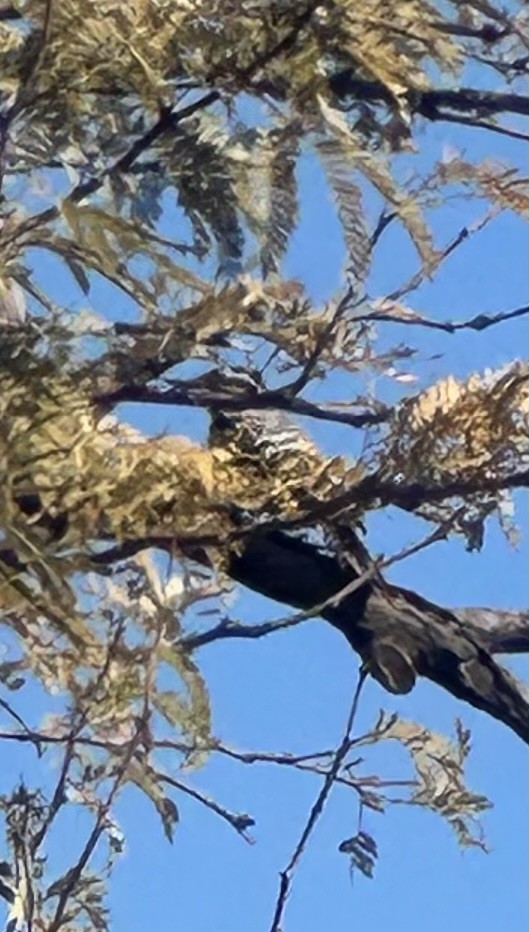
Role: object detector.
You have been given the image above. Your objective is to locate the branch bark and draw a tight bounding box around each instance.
[328,74,529,121]
[221,530,529,743]
[5,495,527,741]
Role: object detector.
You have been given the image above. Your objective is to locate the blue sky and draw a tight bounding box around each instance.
[2,89,528,932]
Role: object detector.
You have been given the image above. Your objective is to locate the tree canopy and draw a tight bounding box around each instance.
[0,1,527,929]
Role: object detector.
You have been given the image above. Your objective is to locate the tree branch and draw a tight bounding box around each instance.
[329,74,529,122]
[160,773,255,842]
[295,468,529,526]
[452,607,529,655]
[269,674,367,932]
[183,520,449,651]
[96,378,390,429]
[12,92,218,243]
[224,530,529,742]
[355,303,529,335]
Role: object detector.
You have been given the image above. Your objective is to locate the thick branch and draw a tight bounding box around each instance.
[5,363,527,742]
[6,513,527,741]
[86,529,529,663]
[223,530,529,743]
[452,607,529,655]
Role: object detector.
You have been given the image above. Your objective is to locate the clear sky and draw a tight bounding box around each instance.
[3,87,528,932]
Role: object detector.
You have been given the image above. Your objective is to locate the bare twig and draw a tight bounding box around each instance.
[0,723,416,799]
[0,698,41,755]
[30,620,127,857]
[437,115,529,142]
[354,302,529,335]
[47,723,141,932]
[31,743,75,857]
[213,741,416,796]
[387,208,497,301]
[268,671,367,932]
[160,773,255,842]
[283,286,357,396]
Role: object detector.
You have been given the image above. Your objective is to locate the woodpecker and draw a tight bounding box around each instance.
[208,405,370,567]
[209,407,322,470]
[208,405,332,521]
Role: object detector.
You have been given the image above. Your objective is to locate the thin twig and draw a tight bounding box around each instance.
[0,724,416,801]
[283,287,357,396]
[268,671,367,932]
[0,698,41,755]
[354,302,529,335]
[30,619,127,856]
[47,723,141,932]
[213,741,416,795]
[386,208,497,302]
[160,773,255,842]
[440,115,529,142]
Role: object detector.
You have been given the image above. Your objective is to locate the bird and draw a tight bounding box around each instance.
[208,406,323,472]
[208,404,345,520]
